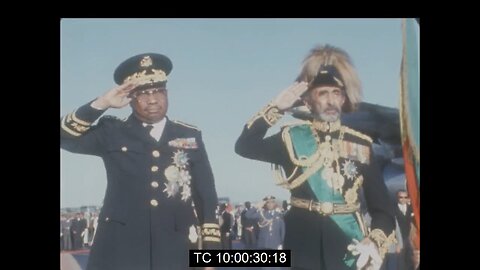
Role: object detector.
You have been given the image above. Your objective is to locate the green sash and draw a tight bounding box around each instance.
[288,125,364,267]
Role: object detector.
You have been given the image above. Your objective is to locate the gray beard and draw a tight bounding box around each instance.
[313,111,341,122]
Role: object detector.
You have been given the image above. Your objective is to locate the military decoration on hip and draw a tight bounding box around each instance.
[164,149,192,201]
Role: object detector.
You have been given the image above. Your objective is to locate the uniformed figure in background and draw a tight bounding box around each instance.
[245,196,285,250]
[219,203,233,249]
[235,45,395,270]
[61,53,221,270]
[70,213,87,250]
[241,201,257,249]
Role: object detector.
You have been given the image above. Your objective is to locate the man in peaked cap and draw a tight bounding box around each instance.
[235,45,395,270]
[245,196,285,253]
[61,53,220,270]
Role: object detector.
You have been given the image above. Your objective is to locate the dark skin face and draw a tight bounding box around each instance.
[130,87,168,124]
[265,201,276,210]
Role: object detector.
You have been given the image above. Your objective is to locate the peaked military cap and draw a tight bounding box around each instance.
[113,53,173,92]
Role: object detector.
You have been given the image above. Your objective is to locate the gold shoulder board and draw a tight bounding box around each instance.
[342,126,373,143]
[172,120,200,131]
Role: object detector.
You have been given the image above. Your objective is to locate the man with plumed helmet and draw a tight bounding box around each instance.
[61,53,220,270]
[235,45,396,270]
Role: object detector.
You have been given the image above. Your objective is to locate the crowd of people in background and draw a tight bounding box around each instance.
[60,211,99,251]
[217,196,289,251]
[61,189,417,269]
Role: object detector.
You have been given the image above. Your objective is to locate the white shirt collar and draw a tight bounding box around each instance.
[142,117,167,141]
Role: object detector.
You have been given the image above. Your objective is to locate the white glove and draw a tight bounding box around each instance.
[277,245,283,250]
[188,225,199,243]
[347,239,382,270]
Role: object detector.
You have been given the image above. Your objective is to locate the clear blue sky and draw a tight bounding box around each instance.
[61,18,405,208]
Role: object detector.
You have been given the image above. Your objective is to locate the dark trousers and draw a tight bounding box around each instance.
[381,253,399,270]
[221,233,232,250]
[398,241,414,270]
[242,228,257,249]
[72,232,83,250]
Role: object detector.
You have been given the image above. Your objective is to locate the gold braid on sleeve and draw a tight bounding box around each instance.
[368,229,397,259]
[246,103,283,129]
[61,110,92,136]
[201,223,221,242]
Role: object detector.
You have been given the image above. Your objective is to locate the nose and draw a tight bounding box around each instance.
[325,92,335,105]
[146,93,158,104]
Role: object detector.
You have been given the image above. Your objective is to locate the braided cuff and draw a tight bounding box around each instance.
[246,103,283,129]
[61,110,92,136]
[368,229,397,259]
[201,223,221,243]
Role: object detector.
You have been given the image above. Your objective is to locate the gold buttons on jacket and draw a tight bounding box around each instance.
[152,150,160,158]
[121,146,128,152]
[150,199,158,207]
[151,166,159,172]
[151,181,159,188]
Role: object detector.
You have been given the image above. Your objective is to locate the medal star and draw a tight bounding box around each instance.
[341,160,358,180]
[172,150,189,168]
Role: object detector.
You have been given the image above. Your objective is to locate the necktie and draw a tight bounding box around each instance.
[145,124,155,139]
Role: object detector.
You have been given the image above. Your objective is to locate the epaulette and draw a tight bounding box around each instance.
[172,120,200,131]
[342,126,373,144]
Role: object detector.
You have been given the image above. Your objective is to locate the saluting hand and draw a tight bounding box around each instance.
[91,82,138,110]
[271,81,309,111]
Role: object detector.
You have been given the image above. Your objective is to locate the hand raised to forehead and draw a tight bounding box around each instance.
[92,81,138,110]
[271,81,309,111]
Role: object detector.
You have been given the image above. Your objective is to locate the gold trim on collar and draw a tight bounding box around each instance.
[312,119,341,132]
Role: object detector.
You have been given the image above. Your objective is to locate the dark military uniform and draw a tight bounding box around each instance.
[61,52,220,270]
[235,105,395,270]
[245,207,285,250]
[61,103,220,270]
